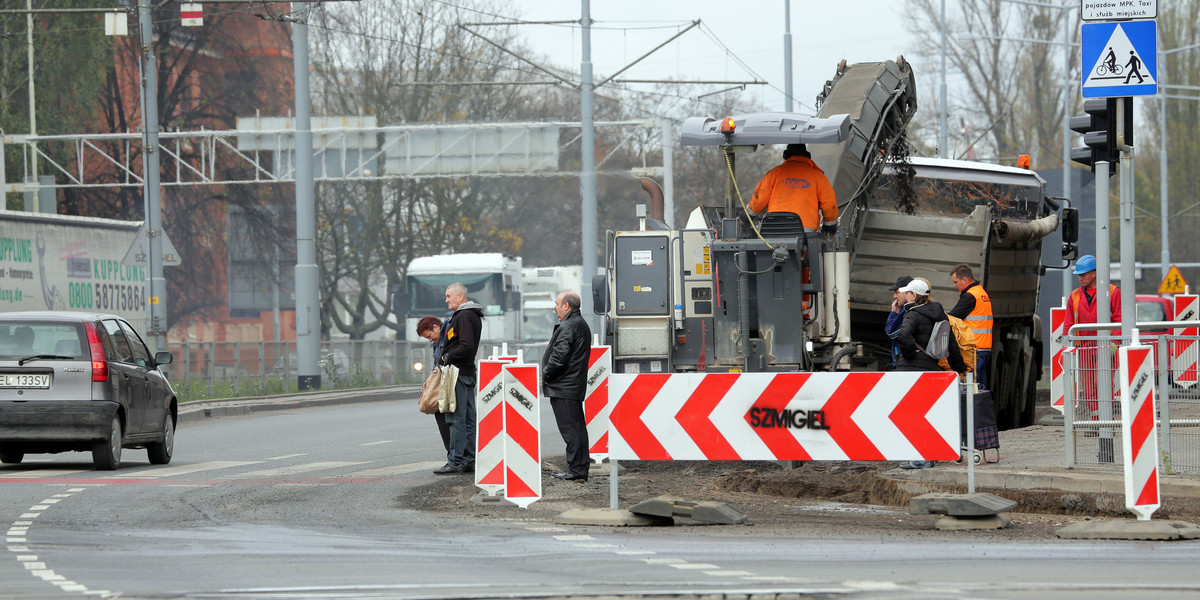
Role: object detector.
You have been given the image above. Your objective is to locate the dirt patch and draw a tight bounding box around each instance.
[399,457,1200,537]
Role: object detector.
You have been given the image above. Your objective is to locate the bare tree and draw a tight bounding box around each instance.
[903,0,1080,165]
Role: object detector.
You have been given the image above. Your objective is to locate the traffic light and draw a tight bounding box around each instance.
[1069,98,1117,171]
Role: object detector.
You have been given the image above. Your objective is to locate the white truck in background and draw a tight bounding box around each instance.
[0,212,146,330]
[521,265,583,342]
[401,253,524,345]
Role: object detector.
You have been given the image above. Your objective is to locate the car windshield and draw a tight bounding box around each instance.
[1137,301,1167,323]
[0,322,87,359]
[407,273,504,314]
[523,308,558,340]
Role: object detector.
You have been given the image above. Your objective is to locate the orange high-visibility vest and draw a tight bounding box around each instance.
[965,284,993,350]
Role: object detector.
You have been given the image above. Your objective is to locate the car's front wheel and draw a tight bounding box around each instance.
[147,413,174,465]
[92,416,123,470]
[0,449,23,464]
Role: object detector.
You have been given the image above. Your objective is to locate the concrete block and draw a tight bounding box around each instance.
[629,495,748,525]
[1057,519,1200,540]
[908,492,1018,516]
[935,513,1012,530]
[554,508,673,527]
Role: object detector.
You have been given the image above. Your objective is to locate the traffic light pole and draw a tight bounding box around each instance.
[1117,98,1136,342]
[1095,158,1114,464]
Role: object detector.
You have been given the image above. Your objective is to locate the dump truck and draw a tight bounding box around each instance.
[594,58,1060,429]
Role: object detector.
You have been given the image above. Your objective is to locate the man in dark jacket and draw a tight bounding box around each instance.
[895,279,967,470]
[541,291,592,482]
[435,282,483,475]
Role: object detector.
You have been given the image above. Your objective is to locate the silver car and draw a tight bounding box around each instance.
[0,311,176,470]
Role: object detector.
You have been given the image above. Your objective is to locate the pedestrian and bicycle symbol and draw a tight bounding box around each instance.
[1082,20,1157,98]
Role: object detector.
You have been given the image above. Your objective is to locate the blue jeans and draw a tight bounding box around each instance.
[976,350,991,390]
[445,375,476,466]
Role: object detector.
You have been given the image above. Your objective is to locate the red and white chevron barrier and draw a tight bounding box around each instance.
[1119,344,1160,520]
[1050,303,1066,412]
[609,371,960,461]
[585,346,612,463]
[502,364,541,509]
[475,358,516,496]
[1172,294,1198,389]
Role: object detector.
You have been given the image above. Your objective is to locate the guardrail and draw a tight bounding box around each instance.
[1063,321,1200,474]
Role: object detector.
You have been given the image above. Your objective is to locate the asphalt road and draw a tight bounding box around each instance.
[3,400,1200,600]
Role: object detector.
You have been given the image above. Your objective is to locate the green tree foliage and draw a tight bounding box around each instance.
[0,1,111,209]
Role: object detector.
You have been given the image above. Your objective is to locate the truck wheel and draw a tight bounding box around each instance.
[147,414,174,465]
[92,416,123,471]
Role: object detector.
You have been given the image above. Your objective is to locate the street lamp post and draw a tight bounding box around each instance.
[1156,40,1200,280]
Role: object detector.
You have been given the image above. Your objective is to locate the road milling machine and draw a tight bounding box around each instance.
[593,58,1064,429]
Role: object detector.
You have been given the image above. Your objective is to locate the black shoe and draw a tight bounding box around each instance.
[463,462,475,473]
[433,463,465,475]
[552,471,588,482]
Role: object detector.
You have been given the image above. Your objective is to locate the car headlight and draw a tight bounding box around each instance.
[413,361,425,372]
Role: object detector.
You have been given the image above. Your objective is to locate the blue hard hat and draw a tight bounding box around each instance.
[1074,254,1097,275]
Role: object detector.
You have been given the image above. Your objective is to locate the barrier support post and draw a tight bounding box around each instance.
[1158,334,1172,473]
[1064,348,1076,468]
[966,371,975,494]
[609,458,618,510]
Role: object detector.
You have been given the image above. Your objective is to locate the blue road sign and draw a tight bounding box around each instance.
[1082,21,1158,98]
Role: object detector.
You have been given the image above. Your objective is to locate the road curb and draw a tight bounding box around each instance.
[178,385,421,424]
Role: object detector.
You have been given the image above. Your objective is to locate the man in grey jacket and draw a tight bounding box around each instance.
[541,291,592,482]
[434,283,483,475]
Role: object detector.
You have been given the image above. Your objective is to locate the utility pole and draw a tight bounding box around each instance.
[292,1,320,390]
[136,0,167,353]
[784,0,793,112]
[580,0,597,321]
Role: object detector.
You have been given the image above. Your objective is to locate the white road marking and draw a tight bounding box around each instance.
[266,454,308,460]
[112,461,262,479]
[7,489,108,597]
[669,563,720,569]
[614,550,655,555]
[233,461,367,478]
[345,461,444,477]
[704,570,754,576]
[642,557,686,564]
[360,440,394,446]
[552,534,594,541]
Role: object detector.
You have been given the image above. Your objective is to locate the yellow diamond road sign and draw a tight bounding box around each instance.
[1158,265,1188,294]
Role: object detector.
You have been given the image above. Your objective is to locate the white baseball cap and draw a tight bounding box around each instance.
[898,279,930,295]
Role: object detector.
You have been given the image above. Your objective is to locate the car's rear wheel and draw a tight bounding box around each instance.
[147,414,174,465]
[92,416,122,470]
[0,450,23,464]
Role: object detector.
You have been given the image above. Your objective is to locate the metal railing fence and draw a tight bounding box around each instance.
[1063,321,1200,474]
[164,339,435,401]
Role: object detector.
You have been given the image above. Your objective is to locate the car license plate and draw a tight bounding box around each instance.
[0,374,51,389]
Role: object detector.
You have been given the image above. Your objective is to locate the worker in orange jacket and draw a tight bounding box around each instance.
[748,144,838,233]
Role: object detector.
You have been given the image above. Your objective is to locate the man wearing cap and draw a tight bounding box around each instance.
[884,275,914,368]
[748,143,838,234]
[948,264,993,388]
[1064,255,1122,419]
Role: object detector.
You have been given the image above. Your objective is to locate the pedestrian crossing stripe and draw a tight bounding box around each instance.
[1082,21,1157,98]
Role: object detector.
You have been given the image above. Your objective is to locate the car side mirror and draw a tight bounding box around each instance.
[1061,207,1079,244]
[591,273,609,315]
[154,351,174,366]
[1062,243,1078,261]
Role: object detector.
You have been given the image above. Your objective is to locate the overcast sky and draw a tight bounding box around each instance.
[505,1,917,114]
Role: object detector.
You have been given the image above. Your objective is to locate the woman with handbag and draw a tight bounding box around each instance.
[416,316,451,452]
